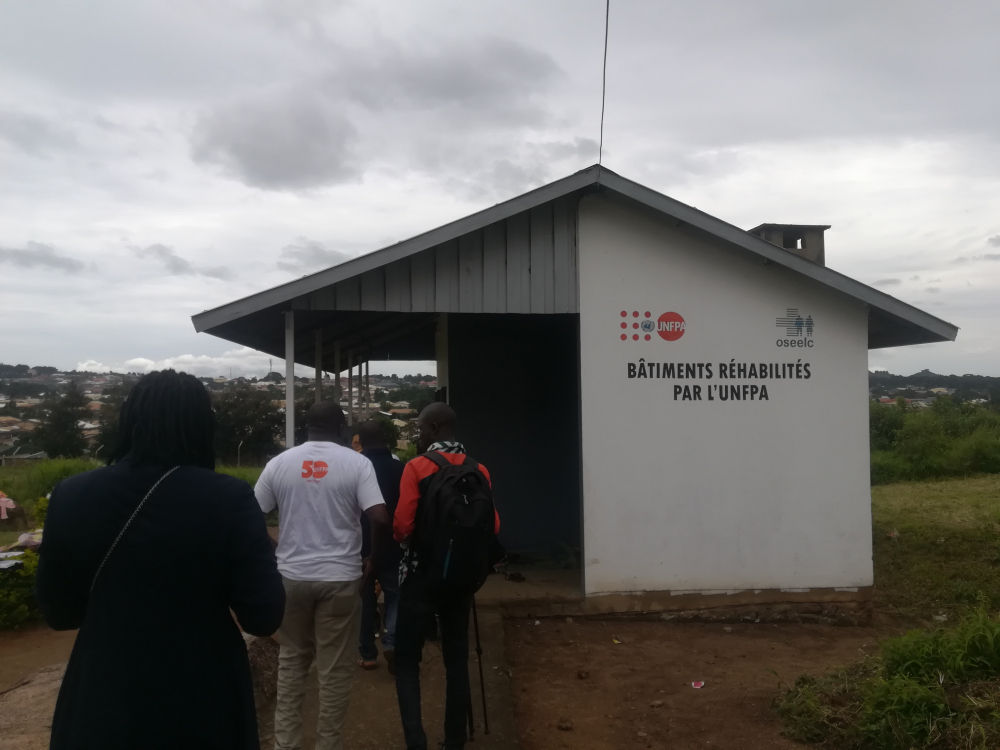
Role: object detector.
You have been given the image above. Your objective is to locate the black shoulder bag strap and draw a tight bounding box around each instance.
[89,465,179,595]
[421,450,451,470]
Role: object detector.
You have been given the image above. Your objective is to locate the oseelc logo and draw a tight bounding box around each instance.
[657,312,685,341]
[301,460,329,479]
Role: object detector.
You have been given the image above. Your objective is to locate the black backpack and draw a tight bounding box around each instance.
[414,452,496,598]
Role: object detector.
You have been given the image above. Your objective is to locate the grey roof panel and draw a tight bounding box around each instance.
[192,165,958,349]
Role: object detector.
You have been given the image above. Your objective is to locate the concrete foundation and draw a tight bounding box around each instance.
[477,568,872,625]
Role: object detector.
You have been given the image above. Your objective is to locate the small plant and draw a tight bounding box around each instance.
[0,550,40,629]
[776,609,1000,749]
[32,495,49,527]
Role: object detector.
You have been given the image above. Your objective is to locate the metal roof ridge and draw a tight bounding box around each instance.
[192,163,957,346]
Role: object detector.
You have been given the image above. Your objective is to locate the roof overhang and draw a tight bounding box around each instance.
[193,164,957,361]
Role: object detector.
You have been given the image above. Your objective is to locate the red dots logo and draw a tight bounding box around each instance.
[657,312,686,341]
[618,310,685,342]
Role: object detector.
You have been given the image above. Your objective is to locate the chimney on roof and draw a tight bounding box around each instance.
[748,224,831,266]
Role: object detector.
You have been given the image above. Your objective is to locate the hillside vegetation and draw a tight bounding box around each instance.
[870,397,1000,484]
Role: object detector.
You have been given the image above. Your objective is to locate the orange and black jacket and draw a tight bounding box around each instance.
[393,452,501,543]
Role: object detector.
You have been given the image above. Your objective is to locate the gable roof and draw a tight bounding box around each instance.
[192,164,957,353]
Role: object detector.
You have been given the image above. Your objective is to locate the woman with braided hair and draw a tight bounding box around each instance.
[36,369,285,750]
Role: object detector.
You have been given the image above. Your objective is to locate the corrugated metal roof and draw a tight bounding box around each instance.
[192,164,958,353]
[287,196,578,317]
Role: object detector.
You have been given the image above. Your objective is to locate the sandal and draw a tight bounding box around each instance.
[357,658,378,670]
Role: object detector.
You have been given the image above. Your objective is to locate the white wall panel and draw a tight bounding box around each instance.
[577,195,872,595]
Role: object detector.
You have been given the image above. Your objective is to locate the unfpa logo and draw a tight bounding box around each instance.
[619,310,686,341]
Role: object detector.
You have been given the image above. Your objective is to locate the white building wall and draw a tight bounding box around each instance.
[578,195,873,595]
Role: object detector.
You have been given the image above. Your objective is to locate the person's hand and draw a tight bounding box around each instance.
[362,556,374,584]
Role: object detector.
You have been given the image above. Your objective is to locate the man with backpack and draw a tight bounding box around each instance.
[392,402,500,750]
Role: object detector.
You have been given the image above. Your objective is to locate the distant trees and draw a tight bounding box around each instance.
[93,382,132,459]
[4,382,50,399]
[34,382,89,458]
[391,383,435,413]
[0,364,30,378]
[869,369,1000,404]
[870,396,1000,483]
[212,385,283,464]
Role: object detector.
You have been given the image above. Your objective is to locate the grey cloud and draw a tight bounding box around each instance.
[134,243,230,279]
[191,92,357,190]
[925,287,940,293]
[337,37,562,126]
[0,110,77,155]
[988,235,1000,247]
[277,238,350,273]
[872,278,901,287]
[0,241,85,271]
[600,2,1000,149]
[190,36,563,192]
[434,137,601,201]
[953,253,1000,264]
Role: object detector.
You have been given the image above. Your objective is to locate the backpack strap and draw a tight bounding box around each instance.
[421,451,451,470]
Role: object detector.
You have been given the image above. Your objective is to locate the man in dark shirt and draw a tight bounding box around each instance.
[357,420,405,673]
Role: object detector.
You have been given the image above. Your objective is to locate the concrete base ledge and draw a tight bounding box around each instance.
[487,586,873,625]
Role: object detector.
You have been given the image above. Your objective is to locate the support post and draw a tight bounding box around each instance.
[284,311,295,449]
[314,329,323,402]
[347,350,353,427]
[334,341,341,404]
[436,313,449,404]
[364,359,370,419]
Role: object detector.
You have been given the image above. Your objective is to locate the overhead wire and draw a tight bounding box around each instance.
[598,0,610,171]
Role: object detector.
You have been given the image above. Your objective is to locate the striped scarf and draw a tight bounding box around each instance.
[426,440,465,455]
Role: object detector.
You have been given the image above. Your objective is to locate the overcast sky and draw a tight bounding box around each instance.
[2,0,998,378]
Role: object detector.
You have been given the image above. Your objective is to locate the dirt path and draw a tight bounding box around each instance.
[0,614,519,750]
[0,626,75,694]
[257,609,518,749]
[505,618,879,750]
[0,627,76,750]
[0,616,886,749]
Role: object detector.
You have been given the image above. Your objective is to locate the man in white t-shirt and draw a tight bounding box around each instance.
[256,401,389,750]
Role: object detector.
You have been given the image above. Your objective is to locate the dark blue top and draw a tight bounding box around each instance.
[35,459,284,749]
[360,447,405,568]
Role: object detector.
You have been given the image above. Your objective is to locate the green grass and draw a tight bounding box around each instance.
[776,609,1000,749]
[872,475,1000,619]
[0,460,266,527]
[0,530,25,547]
[216,465,264,486]
[0,458,99,521]
[778,477,1000,748]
